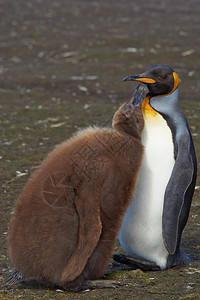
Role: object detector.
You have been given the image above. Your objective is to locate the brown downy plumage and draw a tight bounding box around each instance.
[6,97,144,291]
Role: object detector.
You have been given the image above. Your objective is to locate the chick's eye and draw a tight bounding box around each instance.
[124,105,131,111]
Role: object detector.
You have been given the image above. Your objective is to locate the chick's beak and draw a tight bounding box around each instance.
[131,84,146,106]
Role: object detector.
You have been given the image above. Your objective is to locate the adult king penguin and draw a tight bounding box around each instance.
[115,64,198,270]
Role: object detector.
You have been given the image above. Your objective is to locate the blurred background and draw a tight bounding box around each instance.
[0,1,200,299]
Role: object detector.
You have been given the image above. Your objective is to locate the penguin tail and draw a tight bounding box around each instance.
[172,249,200,267]
[4,269,23,285]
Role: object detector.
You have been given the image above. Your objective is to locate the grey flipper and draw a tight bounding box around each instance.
[162,132,197,258]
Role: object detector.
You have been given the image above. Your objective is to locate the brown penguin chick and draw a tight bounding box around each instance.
[6,99,144,291]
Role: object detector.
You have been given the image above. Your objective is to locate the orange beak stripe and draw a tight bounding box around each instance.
[135,78,156,84]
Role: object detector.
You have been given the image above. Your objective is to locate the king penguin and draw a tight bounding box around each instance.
[116,64,197,270]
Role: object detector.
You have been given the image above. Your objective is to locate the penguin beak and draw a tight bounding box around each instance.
[123,74,156,84]
[123,73,155,105]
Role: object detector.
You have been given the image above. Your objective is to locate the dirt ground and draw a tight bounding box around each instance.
[0,0,200,299]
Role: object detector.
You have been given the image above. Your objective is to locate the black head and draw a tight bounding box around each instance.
[123,64,179,96]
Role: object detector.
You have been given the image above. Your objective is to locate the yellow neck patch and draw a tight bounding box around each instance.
[142,95,158,118]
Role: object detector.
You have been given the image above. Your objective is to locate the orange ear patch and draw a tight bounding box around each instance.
[172,72,179,92]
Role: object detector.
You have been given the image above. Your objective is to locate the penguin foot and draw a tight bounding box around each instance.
[172,250,200,267]
[4,269,23,285]
[113,253,161,271]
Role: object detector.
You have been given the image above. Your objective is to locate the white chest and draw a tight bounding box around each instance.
[119,114,175,269]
